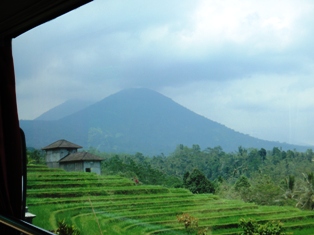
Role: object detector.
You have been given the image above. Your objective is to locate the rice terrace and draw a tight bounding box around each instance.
[27,164,314,235]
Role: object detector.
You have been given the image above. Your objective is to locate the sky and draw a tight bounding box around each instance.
[13,0,314,147]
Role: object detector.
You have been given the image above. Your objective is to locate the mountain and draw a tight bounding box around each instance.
[20,88,310,155]
[35,99,94,121]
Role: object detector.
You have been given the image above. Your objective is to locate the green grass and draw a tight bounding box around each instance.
[27,165,314,235]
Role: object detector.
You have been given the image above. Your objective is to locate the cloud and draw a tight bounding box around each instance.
[161,72,314,146]
[12,0,314,146]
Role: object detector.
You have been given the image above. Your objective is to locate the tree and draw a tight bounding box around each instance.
[249,175,282,205]
[258,148,267,162]
[288,175,295,191]
[281,175,295,200]
[305,149,314,162]
[272,147,282,164]
[184,169,215,194]
[192,144,201,154]
[235,176,251,191]
[27,149,45,165]
[296,172,314,210]
[234,176,251,202]
[238,146,247,157]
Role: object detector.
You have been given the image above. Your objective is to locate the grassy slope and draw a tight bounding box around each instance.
[27,165,314,235]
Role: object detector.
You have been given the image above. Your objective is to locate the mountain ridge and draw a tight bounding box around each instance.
[20,88,310,155]
[35,99,94,121]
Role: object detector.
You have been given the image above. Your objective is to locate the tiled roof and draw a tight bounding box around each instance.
[42,139,82,150]
[59,152,103,162]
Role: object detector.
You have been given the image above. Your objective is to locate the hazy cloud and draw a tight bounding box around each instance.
[13,0,314,147]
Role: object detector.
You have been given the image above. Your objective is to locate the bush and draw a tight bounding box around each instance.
[177,213,198,234]
[54,220,80,235]
[184,169,215,194]
[239,218,286,235]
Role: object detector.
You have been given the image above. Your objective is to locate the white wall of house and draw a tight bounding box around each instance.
[83,161,101,175]
[45,148,77,168]
[60,162,83,172]
[59,161,101,175]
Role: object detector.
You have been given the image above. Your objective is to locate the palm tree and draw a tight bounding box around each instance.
[296,173,314,210]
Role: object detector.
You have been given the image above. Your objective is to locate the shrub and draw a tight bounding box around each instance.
[54,220,80,235]
[184,169,215,194]
[177,213,198,234]
[239,218,287,235]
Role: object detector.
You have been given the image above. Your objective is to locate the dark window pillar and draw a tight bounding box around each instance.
[0,38,23,234]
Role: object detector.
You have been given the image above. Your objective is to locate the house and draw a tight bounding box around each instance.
[59,151,103,175]
[42,139,82,168]
[42,139,103,174]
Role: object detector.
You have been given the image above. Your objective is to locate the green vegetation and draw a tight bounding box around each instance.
[93,145,314,207]
[53,220,81,235]
[27,148,45,165]
[26,144,314,234]
[239,218,286,235]
[27,163,314,234]
[183,169,215,194]
[176,213,199,234]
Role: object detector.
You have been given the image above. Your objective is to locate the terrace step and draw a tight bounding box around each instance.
[26,165,314,235]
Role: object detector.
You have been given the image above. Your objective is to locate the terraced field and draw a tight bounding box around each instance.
[27,165,314,234]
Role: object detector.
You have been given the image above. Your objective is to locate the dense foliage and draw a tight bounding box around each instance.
[89,149,181,187]
[239,218,286,235]
[183,169,215,194]
[27,148,45,165]
[89,144,314,208]
[53,220,80,235]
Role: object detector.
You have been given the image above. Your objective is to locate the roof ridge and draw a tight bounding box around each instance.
[42,139,82,150]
